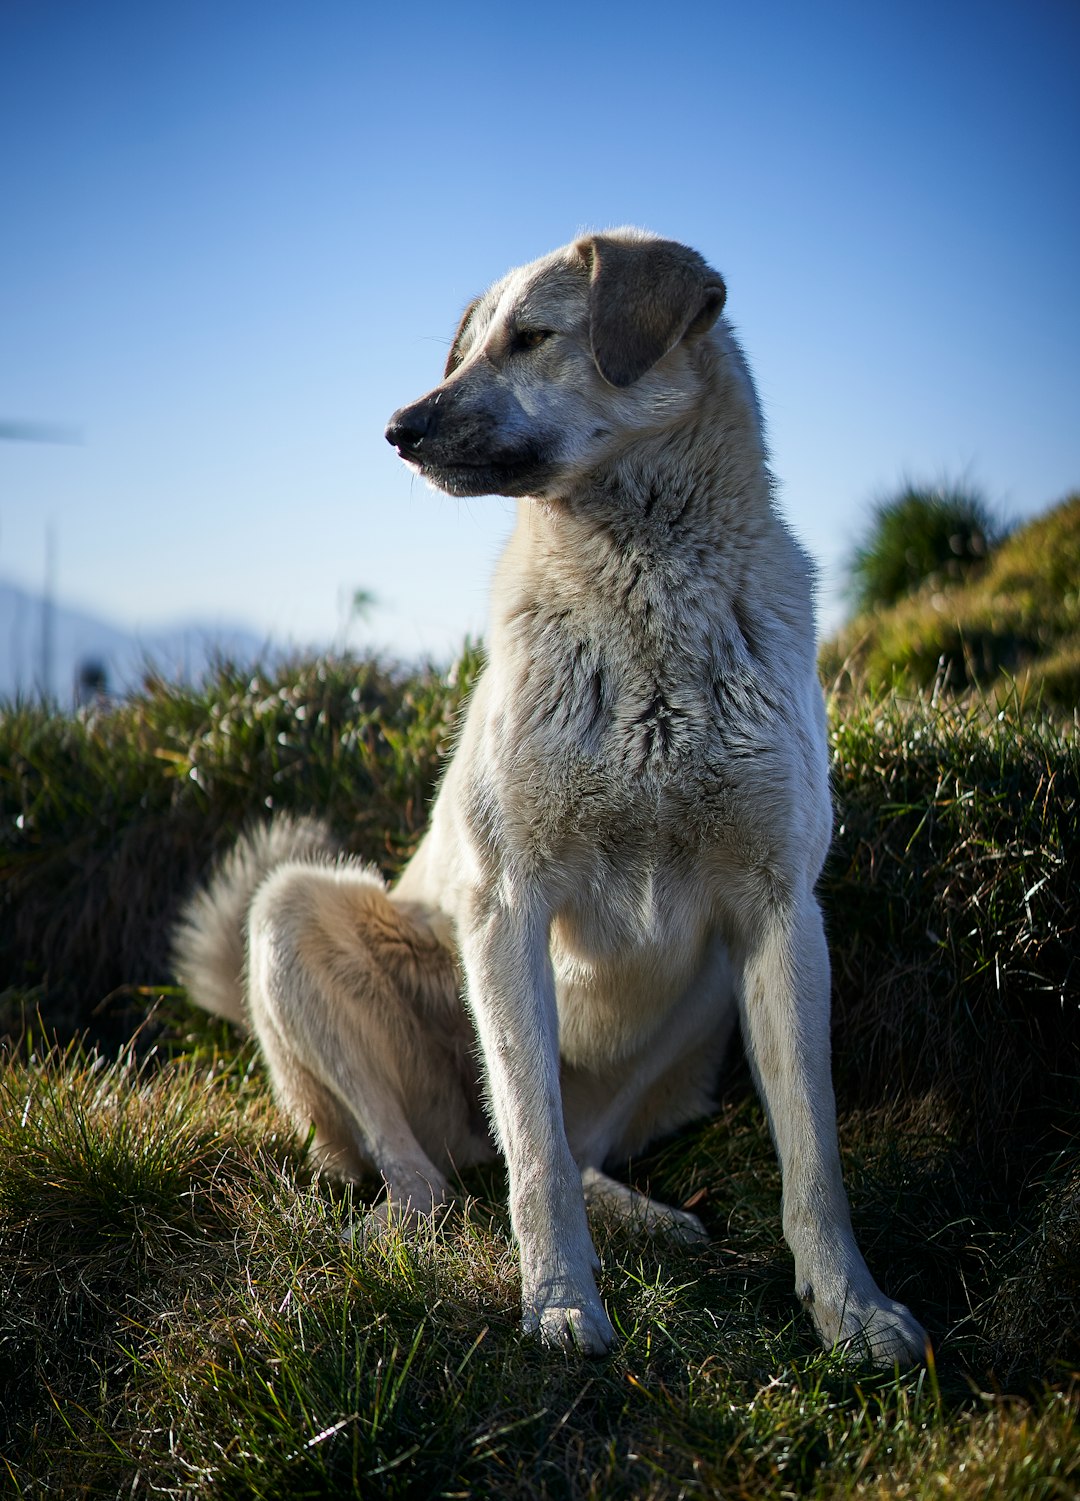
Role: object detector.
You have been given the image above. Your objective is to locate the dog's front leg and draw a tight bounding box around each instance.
[460,898,615,1355]
[737,882,928,1367]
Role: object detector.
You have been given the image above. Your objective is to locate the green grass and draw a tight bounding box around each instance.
[1,654,1077,1497]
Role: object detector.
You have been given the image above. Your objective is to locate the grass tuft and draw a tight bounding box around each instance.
[847,479,1004,614]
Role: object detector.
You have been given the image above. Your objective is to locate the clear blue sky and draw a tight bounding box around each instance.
[2,0,1078,662]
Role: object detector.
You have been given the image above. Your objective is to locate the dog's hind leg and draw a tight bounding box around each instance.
[246,859,491,1222]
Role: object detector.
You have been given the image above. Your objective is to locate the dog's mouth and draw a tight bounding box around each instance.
[405,452,558,500]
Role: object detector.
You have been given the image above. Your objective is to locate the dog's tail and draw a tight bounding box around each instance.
[171,814,339,1030]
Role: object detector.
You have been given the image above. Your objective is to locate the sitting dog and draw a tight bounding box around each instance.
[174,229,926,1365]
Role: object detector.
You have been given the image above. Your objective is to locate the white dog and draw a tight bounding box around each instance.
[174,229,927,1365]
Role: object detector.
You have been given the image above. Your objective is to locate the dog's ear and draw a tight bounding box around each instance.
[444,297,481,378]
[576,236,726,388]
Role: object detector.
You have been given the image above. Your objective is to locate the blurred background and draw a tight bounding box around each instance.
[2,0,1077,699]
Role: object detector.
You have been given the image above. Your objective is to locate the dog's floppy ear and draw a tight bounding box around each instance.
[576,235,726,388]
[444,297,481,378]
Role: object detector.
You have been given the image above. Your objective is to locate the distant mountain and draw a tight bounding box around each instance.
[0,577,277,703]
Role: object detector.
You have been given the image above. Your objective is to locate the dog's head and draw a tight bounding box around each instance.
[385,230,726,499]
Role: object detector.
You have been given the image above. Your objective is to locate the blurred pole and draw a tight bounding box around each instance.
[39,524,56,702]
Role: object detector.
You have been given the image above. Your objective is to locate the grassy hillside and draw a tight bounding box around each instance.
[822,492,1080,708]
[0,657,1077,1497]
[0,650,481,1044]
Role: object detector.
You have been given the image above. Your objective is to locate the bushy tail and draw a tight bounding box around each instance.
[171,814,339,1029]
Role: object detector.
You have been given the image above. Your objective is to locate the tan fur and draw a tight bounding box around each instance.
[173,230,926,1365]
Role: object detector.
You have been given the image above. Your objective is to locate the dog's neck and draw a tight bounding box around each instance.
[555,437,770,551]
[489,332,817,674]
[504,420,776,602]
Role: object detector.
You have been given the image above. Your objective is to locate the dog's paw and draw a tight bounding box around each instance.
[341,1201,403,1247]
[647,1203,709,1244]
[843,1299,929,1369]
[808,1286,929,1369]
[523,1295,616,1356]
[580,1167,709,1244]
[342,1192,445,1247]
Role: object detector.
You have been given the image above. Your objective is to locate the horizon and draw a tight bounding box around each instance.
[2,0,1078,671]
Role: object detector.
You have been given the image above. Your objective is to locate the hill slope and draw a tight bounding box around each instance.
[821,492,1080,706]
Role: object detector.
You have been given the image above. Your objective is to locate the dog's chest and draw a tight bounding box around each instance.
[552,809,709,950]
[504,619,768,829]
[501,541,780,783]
[545,813,713,1036]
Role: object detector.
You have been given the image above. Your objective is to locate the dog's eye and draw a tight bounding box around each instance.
[511,328,553,354]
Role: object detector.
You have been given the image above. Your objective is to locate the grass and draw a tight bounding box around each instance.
[0,652,1077,1497]
[823,491,1080,707]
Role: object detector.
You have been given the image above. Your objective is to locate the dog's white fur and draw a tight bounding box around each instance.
[173,230,926,1365]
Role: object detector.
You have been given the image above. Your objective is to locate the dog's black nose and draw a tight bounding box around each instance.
[385,403,431,454]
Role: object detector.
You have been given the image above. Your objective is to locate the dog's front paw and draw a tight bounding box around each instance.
[843,1298,929,1369]
[522,1265,615,1355]
[523,1293,616,1356]
[807,1284,929,1369]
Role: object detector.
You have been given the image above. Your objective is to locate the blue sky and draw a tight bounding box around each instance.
[2,0,1078,663]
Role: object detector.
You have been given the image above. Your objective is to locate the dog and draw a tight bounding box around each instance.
[173,229,927,1365]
